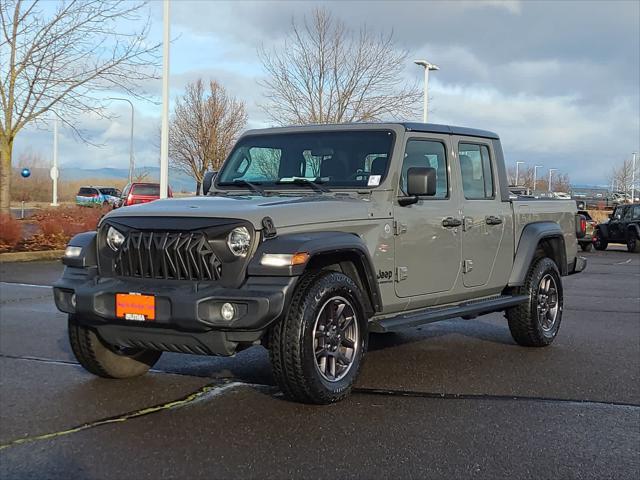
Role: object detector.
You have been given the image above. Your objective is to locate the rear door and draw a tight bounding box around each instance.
[455,138,510,288]
[393,134,462,298]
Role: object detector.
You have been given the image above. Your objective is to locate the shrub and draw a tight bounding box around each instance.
[30,206,107,249]
[0,214,22,250]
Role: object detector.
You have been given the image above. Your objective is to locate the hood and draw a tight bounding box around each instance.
[105,194,377,229]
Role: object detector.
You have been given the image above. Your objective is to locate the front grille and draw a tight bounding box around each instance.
[115,231,222,281]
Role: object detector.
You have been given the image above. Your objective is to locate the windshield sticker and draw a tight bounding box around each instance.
[368,175,381,187]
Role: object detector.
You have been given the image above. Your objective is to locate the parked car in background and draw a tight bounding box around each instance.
[117,182,173,207]
[76,186,121,208]
[593,203,640,253]
[577,210,597,252]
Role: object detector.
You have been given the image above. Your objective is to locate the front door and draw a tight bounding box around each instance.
[609,206,626,242]
[455,139,508,288]
[394,135,462,298]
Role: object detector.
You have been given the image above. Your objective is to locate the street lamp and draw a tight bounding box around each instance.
[515,161,525,186]
[107,97,135,184]
[533,165,543,192]
[548,168,557,192]
[632,152,637,202]
[50,118,59,206]
[159,0,170,199]
[414,59,439,123]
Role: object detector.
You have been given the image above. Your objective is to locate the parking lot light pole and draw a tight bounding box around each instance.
[548,168,557,192]
[107,98,134,184]
[50,118,59,206]
[632,152,637,202]
[159,0,170,199]
[414,60,439,123]
[515,161,524,186]
[533,165,543,192]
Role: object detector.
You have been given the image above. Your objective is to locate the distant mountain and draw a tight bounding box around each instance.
[59,166,197,193]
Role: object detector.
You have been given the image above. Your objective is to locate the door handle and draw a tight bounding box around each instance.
[485,215,503,225]
[442,217,462,228]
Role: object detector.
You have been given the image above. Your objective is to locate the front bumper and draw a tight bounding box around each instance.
[53,267,296,355]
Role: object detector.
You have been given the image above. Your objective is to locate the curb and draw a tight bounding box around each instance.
[0,250,64,263]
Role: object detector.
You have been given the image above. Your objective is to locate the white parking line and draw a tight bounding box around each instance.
[615,259,632,265]
[0,282,51,289]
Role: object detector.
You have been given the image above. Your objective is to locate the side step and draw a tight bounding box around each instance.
[369,294,529,333]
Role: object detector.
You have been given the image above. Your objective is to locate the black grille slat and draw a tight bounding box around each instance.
[115,231,221,281]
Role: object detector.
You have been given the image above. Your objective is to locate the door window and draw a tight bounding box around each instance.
[613,207,624,220]
[400,140,448,198]
[458,143,494,200]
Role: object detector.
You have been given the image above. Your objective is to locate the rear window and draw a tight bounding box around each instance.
[78,188,97,196]
[132,184,160,196]
[99,188,119,196]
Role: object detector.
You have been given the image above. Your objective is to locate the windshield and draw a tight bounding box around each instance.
[216,130,394,189]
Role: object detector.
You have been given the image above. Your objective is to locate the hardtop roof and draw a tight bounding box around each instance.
[243,122,499,140]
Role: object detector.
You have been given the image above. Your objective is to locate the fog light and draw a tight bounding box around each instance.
[220,302,236,321]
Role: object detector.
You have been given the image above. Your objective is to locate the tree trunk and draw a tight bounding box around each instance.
[195,181,201,196]
[0,134,13,215]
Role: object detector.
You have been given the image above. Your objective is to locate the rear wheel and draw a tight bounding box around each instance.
[580,242,593,252]
[506,257,563,347]
[627,231,640,253]
[593,229,608,251]
[68,316,161,378]
[269,270,368,404]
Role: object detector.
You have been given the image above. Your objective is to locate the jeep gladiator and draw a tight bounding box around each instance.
[54,123,587,404]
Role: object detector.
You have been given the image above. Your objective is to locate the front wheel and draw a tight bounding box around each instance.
[506,257,563,347]
[627,232,640,253]
[269,271,368,404]
[593,229,608,251]
[68,316,161,378]
[580,242,593,252]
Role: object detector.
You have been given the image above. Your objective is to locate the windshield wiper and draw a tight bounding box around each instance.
[218,179,266,196]
[276,178,331,193]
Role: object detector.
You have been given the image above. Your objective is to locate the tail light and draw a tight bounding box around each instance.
[127,194,133,205]
[576,214,587,239]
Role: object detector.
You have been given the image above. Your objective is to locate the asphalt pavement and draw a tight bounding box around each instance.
[0,249,638,479]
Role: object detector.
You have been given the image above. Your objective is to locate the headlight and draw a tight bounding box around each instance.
[106,226,125,251]
[227,226,251,257]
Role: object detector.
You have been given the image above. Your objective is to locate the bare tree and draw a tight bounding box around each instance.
[258,8,421,126]
[609,158,637,195]
[169,79,247,194]
[0,0,160,213]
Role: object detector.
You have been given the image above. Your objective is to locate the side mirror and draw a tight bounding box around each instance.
[202,171,217,195]
[398,167,437,206]
[608,214,613,220]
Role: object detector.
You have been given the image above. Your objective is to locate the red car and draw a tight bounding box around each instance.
[118,183,173,207]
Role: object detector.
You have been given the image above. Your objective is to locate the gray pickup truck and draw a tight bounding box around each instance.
[54,123,587,404]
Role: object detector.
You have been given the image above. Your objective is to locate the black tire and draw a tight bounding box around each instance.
[626,231,640,253]
[269,270,368,404]
[593,229,608,251]
[68,316,161,378]
[580,242,593,252]
[506,257,563,347]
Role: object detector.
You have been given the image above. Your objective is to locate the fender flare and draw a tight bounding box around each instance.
[508,222,567,287]
[62,231,97,268]
[248,231,382,313]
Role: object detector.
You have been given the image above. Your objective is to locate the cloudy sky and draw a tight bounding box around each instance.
[15,0,640,186]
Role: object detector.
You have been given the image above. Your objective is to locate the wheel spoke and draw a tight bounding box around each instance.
[334,302,346,322]
[316,347,329,359]
[340,315,354,333]
[341,337,355,348]
[336,351,350,366]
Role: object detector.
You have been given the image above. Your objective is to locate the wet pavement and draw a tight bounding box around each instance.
[0,248,638,479]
